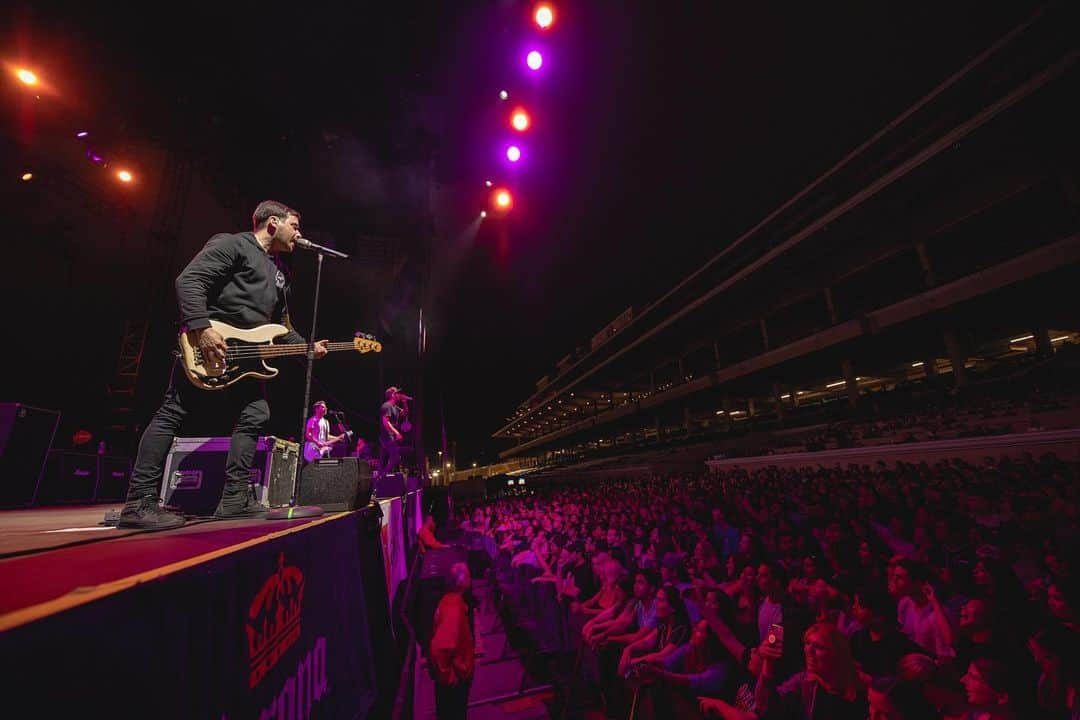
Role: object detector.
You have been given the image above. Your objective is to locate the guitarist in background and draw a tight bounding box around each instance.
[303,401,348,462]
[379,386,410,476]
[118,200,330,530]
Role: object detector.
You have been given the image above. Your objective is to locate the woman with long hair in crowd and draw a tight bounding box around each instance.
[753,622,866,719]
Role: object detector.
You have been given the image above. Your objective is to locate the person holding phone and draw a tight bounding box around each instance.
[755,560,809,681]
[753,622,866,719]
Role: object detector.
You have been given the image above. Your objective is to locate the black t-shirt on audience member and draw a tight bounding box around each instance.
[849,627,924,678]
[763,673,867,720]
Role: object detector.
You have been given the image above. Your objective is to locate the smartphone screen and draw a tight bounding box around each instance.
[767,623,784,647]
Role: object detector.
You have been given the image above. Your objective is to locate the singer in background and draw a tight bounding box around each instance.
[117,200,330,530]
[379,386,410,476]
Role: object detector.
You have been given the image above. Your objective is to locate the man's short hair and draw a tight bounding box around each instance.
[636,569,660,590]
[253,200,300,230]
[894,558,929,584]
[759,559,788,586]
[312,400,327,410]
[855,586,895,618]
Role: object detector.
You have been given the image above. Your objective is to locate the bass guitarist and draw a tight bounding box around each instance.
[117,200,330,530]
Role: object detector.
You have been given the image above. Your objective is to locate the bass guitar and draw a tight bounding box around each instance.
[179,320,382,390]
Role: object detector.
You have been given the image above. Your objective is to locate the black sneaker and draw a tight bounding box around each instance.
[214,495,270,519]
[118,496,186,530]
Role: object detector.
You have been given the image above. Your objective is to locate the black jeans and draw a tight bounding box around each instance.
[380,438,401,475]
[125,360,270,504]
[434,679,471,720]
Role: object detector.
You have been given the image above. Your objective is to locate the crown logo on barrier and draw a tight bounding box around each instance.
[246,552,305,688]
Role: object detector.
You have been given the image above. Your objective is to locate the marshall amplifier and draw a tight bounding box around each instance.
[37,451,99,505]
[95,455,133,502]
[160,436,299,516]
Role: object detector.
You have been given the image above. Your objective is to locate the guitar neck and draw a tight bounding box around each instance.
[253,342,359,359]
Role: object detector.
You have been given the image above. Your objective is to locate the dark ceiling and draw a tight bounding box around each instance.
[0,0,1058,463]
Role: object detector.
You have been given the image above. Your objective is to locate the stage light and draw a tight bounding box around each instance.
[534,4,554,29]
[87,149,106,166]
[526,50,543,71]
[116,169,134,183]
[76,130,88,138]
[21,172,33,182]
[485,179,493,187]
[499,90,509,100]
[506,145,521,162]
[511,108,530,131]
[15,68,38,86]
[492,188,513,211]
[480,210,487,218]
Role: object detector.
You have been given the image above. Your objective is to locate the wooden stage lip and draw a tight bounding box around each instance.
[0,504,348,629]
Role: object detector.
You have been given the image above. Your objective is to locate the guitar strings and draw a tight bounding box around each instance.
[195,342,380,361]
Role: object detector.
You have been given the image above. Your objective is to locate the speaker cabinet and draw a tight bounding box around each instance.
[298,457,372,511]
[38,451,99,505]
[95,456,133,502]
[0,403,61,507]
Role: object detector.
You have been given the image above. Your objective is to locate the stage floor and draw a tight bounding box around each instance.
[0,503,346,628]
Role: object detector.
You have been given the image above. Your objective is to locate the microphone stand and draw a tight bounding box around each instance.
[267,239,349,520]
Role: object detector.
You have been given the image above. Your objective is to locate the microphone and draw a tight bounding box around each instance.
[294,236,349,259]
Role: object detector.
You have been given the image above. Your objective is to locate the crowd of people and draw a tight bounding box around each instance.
[453,452,1080,719]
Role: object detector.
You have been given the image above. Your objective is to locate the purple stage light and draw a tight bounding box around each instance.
[526,50,543,71]
[506,145,522,162]
[76,130,89,138]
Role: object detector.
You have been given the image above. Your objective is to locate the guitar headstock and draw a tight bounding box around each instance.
[353,333,382,354]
